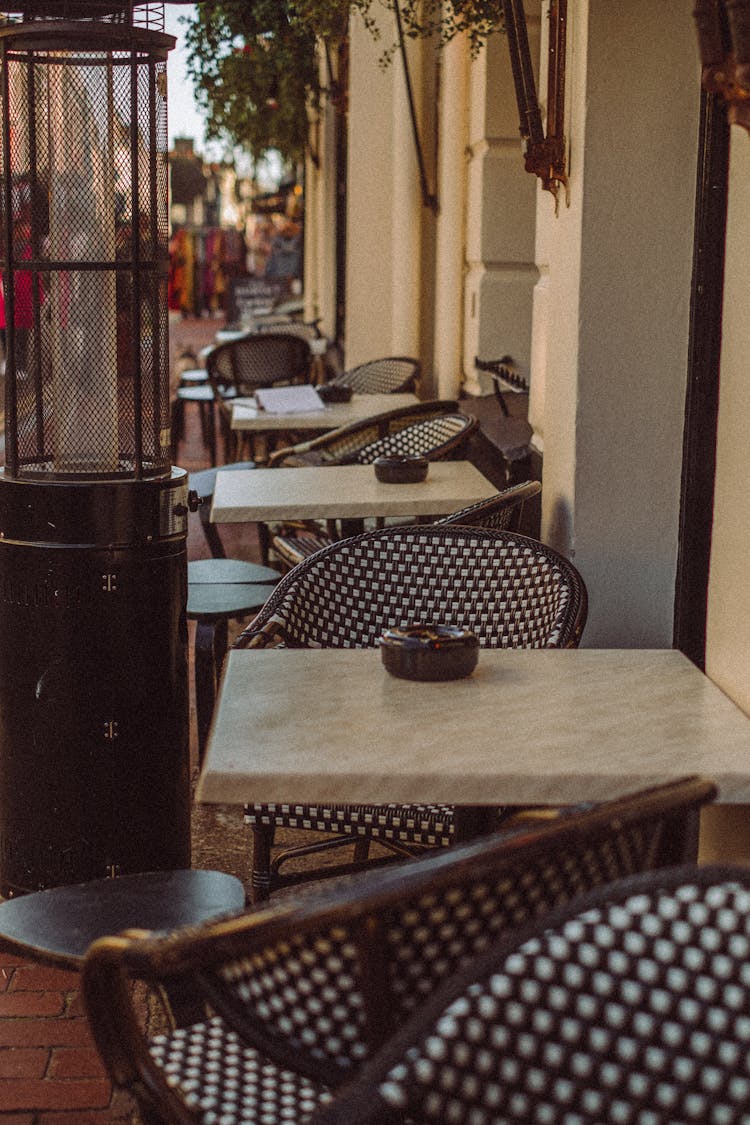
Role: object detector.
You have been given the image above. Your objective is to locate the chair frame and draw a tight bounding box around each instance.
[81,778,716,1125]
[271,479,543,570]
[235,522,588,899]
[206,331,313,461]
[265,400,477,561]
[267,398,470,466]
[314,859,750,1125]
[327,356,420,395]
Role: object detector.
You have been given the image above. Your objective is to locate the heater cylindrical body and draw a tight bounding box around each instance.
[0,470,191,897]
[0,7,192,895]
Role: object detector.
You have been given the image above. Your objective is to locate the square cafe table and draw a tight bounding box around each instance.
[197,648,750,827]
[210,461,497,525]
[231,392,420,434]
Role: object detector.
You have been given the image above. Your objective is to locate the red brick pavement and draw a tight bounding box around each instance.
[0,315,236,1124]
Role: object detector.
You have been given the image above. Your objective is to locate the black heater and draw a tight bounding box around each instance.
[0,2,191,896]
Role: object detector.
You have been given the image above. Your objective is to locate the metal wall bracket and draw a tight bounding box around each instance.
[694,0,750,132]
[394,0,438,213]
[502,0,568,205]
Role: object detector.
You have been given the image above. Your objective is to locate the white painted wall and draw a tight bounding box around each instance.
[530,0,701,647]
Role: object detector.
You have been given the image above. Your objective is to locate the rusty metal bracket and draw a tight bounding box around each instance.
[393,0,438,213]
[502,0,568,205]
[694,0,750,132]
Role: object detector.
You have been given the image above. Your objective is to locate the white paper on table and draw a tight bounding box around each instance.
[254,385,326,415]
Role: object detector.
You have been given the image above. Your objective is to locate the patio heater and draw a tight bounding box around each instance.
[0,1,192,896]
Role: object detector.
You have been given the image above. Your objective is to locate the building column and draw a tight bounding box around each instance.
[530,0,701,647]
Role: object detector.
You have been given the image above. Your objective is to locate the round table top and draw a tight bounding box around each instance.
[187,558,280,621]
[0,869,246,968]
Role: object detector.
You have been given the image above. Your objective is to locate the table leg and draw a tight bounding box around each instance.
[453,806,498,842]
[194,618,229,766]
[339,518,365,539]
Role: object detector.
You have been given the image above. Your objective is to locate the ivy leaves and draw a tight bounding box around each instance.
[182,0,504,164]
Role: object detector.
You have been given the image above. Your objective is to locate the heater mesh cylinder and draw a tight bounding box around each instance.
[0,19,173,479]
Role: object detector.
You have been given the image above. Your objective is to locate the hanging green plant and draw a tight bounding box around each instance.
[182,0,505,165]
[183,1,320,165]
[290,0,504,58]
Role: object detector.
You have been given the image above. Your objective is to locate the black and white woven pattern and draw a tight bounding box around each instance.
[329,356,420,394]
[244,802,457,847]
[240,525,586,651]
[313,865,750,1125]
[350,413,474,462]
[183,814,671,1085]
[240,525,586,896]
[217,924,370,1069]
[270,400,464,467]
[148,1014,332,1124]
[208,332,312,399]
[271,481,542,569]
[380,817,668,1014]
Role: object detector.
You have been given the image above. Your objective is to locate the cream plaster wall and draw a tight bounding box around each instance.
[462,13,539,397]
[344,15,424,367]
[531,0,700,647]
[432,34,469,400]
[702,159,750,865]
[706,134,750,712]
[303,79,339,339]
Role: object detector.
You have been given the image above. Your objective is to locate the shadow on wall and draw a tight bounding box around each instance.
[546,495,574,560]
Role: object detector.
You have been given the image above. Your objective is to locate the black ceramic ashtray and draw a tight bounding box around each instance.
[318,383,353,403]
[379,624,479,681]
[373,455,429,484]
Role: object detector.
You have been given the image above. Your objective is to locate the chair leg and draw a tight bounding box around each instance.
[171,398,184,459]
[199,504,227,559]
[257,522,271,567]
[251,824,275,903]
[194,618,229,767]
[199,402,217,466]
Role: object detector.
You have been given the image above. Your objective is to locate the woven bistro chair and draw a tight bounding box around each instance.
[325,355,420,394]
[263,399,477,563]
[267,398,474,467]
[315,859,750,1125]
[80,778,716,1125]
[272,478,542,570]
[206,331,313,462]
[235,523,588,902]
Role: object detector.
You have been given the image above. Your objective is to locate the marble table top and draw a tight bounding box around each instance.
[230,392,419,431]
[196,648,750,807]
[210,461,497,523]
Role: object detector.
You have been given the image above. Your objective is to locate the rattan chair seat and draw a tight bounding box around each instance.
[313,862,750,1125]
[236,523,587,899]
[80,779,716,1125]
[148,1015,332,1123]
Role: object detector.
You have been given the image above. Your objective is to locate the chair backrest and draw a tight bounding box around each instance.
[81,779,717,1099]
[329,356,420,394]
[436,479,541,532]
[236,524,587,650]
[314,859,750,1125]
[268,399,464,466]
[352,411,477,463]
[207,331,312,399]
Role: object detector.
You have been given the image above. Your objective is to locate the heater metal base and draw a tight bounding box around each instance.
[0,471,191,897]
